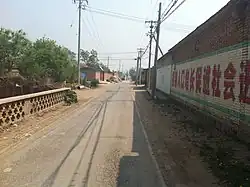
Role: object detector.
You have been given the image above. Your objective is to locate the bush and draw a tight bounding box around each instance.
[64,90,78,105]
[91,79,99,87]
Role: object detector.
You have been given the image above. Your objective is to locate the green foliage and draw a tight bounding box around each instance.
[129,67,136,81]
[64,90,78,105]
[91,79,99,87]
[0,27,78,83]
[19,37,77,82]
[0,28,31,76]
[80,49,110,72]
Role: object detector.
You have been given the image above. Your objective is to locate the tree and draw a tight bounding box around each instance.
[80,49,100,69]
[129,67,136,81]
[0,28,31,76]
[80,49,89,63]
[19,37,77,82]
[0,27,82,83]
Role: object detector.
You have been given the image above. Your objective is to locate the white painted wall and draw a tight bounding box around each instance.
[171,44,250,124]
[156,65,171,94]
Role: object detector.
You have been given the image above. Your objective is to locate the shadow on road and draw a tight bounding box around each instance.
[115,89,163,187]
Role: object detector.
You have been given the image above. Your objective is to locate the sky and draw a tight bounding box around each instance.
[1,0,230,71]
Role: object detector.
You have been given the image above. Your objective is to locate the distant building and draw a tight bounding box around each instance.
[80,64,113,81]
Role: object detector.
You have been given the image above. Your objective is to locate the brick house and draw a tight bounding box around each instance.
[80,64,102,81]
[80,64,113,81]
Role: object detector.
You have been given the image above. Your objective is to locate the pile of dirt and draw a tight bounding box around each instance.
[107,76,121,83]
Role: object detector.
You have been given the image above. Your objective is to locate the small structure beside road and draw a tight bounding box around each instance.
[80,64,113,82]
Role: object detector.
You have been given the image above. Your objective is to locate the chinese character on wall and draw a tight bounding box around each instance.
[224,62,236,101]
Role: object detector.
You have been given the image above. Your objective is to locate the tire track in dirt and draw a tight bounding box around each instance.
[42,85,120,187]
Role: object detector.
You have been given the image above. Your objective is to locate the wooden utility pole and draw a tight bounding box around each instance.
[135,55,139,86]
[137,48,144,85]
[118,60,121,72]
[73,0,88,85]
[152,2,162,98]
[145,20,157,88]
[107,56,110,68]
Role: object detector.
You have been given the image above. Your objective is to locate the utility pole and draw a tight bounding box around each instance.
[118,60,121,73]
[107,56,110,68]
[135,54,139,86]
[139,54,142,85]
[145,20,157,88]
[73,0,88,85]
[152,2,162,99]
[137,48,144,85]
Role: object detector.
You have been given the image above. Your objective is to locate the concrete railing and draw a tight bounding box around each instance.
[0,88,70,129]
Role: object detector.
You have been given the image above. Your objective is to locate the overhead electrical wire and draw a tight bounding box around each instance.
[161,0,187,23]
[82,16,102,50]
[81,17,93,38]
[98,52,137,55]
[87,9,104,48]
[99,57,136,60]
[151,0,186,36]
[85,7,145,23]
[161,0,178,22]
[140,43,150,57]
[161,0,174,18]
[86,6,145,21]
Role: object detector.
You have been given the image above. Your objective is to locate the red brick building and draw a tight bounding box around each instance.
[80,64,113,81]
[158,0,250,126]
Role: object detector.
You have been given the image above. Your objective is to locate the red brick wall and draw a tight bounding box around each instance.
[170,0,250,63]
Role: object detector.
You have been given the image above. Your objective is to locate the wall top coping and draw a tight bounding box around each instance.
[0,88,70,105]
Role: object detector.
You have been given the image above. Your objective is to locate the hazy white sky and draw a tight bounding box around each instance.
[1,0,230,71]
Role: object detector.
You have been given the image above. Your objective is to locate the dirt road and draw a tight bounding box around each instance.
[0,83,166,187]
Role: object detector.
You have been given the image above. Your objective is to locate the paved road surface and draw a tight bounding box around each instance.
[0,83,166,187]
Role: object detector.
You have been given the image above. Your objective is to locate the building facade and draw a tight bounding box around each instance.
[156,52,173,94]
[157,0,250,125]
[80,66,101,81]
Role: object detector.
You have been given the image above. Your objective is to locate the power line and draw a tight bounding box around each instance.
[161,0,178,21]
[85,8,145,23]
[81,16,101,50]
[99,58,136,60]
[84,13,102,49]
[98,52,137,55]
[161,0,187,23]
[87,6,145,20]
[87,9,104,48]
[81,17,92,38]
[141,43,150,57]
[161,0,174,18]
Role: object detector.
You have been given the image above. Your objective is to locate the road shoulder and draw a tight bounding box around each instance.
[0,85,108,156]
